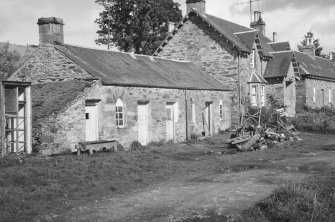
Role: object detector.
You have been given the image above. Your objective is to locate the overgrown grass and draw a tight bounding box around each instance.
[290,107,335,135]
[0,150,177,221]
[238,172,335,222]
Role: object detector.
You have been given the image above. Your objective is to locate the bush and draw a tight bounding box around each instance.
[291,107,335,134]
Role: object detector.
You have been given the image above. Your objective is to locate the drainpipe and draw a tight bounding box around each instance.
[237,51,242,125]
[185,89,189,141]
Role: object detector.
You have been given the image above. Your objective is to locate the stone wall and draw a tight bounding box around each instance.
[157,16,254,125]
[33,82,100,155]
[266,80,284,105]
[8,46,92,84]
[296,79,306,112]
[34,83,232,154]
[304,78,335,109]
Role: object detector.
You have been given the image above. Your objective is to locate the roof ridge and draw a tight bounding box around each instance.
[59,43,191,64]
[269,50,293,53]
[234,30,258,35]
[268,41,290,44]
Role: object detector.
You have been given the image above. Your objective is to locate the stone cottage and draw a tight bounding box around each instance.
[264,37,335,115]
[154,0,274,124]
[8,17,232,155]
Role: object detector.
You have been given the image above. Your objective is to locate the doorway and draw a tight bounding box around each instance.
[205,102,214,136]
[166,102,175,142]
[137,101,150,146]
[85,100,100,141]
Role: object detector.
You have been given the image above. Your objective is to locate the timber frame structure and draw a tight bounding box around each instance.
[0,81,32,156]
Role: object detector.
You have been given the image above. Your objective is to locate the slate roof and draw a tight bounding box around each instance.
[154,10,274,56]
[263,51,294,78]
[264,50,335,80]
[32,80,94,122]
[249,71,268,84]
[294,51,335,80]
[234,31,257,51]
[257,34,273,57]
[268,42,291,52]
[203,14,252,52]
[55,44,229,91]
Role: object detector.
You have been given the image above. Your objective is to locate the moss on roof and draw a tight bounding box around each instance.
[32,80,94,122]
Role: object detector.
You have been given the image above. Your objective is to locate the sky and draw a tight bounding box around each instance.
[1,0,335,53]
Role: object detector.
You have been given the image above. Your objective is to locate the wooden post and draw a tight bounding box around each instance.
[184,90,189,141]
[24,86,32,154]
[0,82,6,157]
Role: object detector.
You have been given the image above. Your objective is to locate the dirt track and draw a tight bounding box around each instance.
[60,134,335,222]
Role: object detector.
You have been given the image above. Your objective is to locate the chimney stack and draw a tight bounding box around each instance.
[37,17,64,46]
[250,11,266,36]
[186,0,206,15]
[302,36,315,58]
[273,32,277,42]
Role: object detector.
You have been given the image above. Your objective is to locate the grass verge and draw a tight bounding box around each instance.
[238,171,335,222]
[0,149,177,222]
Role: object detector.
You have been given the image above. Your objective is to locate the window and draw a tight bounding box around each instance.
[313,86,316,103]
[166,106,173,121]
[260,85,265,106]
[191,99,196,123]
[329,89,332,104]
[251,85,258,106]
[116,98,124,127]
[321,89,325,105]
[250,49,256,68]
[219,100,224,120]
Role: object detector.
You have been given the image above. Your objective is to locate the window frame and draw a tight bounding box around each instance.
[115,98,125,128]
[219,100,224,120]
[251,85,258,106]
[250,49,256,69]
[260,85,265,107]
[329,88,332,104]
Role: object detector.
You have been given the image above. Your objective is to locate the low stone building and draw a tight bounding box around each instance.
[8,17,232,155]
[154,0,275,123]
[264,38,335,115]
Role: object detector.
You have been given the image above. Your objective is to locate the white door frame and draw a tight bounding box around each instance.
[137,101,150,146]
[85,100,100,141]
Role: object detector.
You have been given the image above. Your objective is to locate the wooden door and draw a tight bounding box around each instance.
[85,105,99,141]
[137,103,149,146]
[205,102,214,136]
[166,103,175,142]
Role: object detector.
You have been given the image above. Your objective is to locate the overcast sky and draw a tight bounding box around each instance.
[1,0,335,53]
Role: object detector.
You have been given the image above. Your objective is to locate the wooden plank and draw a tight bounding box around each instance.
[286,125,294,131]
[231,138,251,145]
[25,86,32,154]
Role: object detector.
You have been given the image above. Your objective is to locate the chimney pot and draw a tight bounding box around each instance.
[250,11,266,36]
[186,0,206,15]
[37,17,64,46]
[273,32,277,42]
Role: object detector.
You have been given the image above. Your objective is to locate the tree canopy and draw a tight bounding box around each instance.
[298,31,325,57]
[0,42,20,80]
[95,0,182,55]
